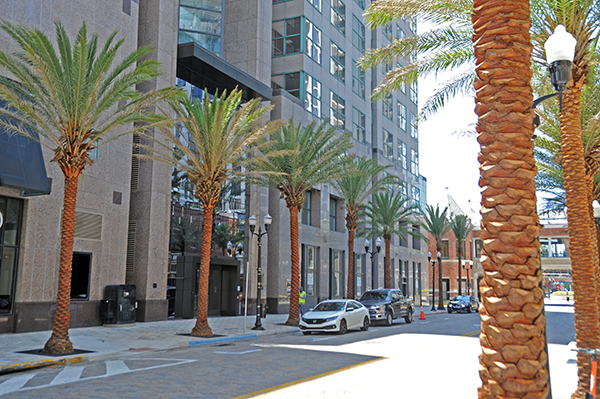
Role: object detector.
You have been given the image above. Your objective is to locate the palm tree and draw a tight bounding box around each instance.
[423,204,450,310]
[530,3,600,396]
[0,22,178,354]
[145,89,281,337]
[332,156,397,299]
[449,214,472,296]
[170,215,202,252]
[250,120,352,326]
[360,191,423,289]
[472,0,551,396]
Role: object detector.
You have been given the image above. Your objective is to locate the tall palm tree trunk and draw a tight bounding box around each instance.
[346,227,356,299]
[43,174,80,354]
[384,237,391,288]
[437,251,445,311]
[285,205,300,326]
[473,0,549,397]
[560,84,600,398]
[191,204,214,337]
[457,252,463,296]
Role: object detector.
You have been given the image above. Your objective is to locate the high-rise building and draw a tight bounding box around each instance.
[0,0,428,333]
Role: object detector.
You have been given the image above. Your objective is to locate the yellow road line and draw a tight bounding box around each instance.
[462,330,480,337]
[232,357,384,399]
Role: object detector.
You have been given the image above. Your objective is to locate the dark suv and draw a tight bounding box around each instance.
[359,289,414,326]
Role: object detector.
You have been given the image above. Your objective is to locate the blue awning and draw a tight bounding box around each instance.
[0,100,51,196]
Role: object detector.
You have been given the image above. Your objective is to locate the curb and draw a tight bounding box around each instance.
[189,333,258,347]
[0,355,88,375]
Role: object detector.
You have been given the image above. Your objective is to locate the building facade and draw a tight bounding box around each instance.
[0,0,429,333]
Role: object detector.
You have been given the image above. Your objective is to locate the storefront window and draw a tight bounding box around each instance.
[0,196,23,314]
[330,249,342,297]
[302,245,317,296]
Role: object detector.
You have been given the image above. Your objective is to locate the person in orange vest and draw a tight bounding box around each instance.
[299,286,306,315]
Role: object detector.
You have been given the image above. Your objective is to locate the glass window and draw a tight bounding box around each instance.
[474,239,483,258]
[181,0,221,10]
[411,148,419,175]
[382,24,392,41]
[398,140,407,169]
[330,42,345,83]
[305,73,322,117]
[399,182,408,198]
[412,225,420,250]
[382,60,392,76]
[305,19,322,64]
[400,83,406,94]
[352,15,365,52]
[383,129,393,160]
[550,238,567,257]
[355,254,365,297]
[0,196,23,314]
[354,0,365,10]
[272,71,301,98]
[410,112,418,140]
[331,249,342,297]
[330,92,345,130]
[331,0,346,34]
[308,0,322,12]
[409,17,417,34]
[302,192,311,225]
[272,17,301,56]
[352,108,366,143]
[411,186,420,206]
[410,82,418,104]
[179,3,222,54]
[397,101,407,131]
[539,237,549,257]
[396,25,405,40]
[383,94,393,121]
[352,60,365,98]
[441,240,449,258]
[303,245,317,296]
[329,197,337,231]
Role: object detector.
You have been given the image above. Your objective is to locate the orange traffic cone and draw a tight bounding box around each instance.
[419,304,425,320]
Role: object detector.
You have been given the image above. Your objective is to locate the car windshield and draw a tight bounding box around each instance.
[360,291,388,300]
[314,302,345,312]
[453,296,471,302]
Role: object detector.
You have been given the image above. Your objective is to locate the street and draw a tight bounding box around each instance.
[0,305,576,399]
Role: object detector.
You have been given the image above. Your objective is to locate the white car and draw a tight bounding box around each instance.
[299,299,370,335]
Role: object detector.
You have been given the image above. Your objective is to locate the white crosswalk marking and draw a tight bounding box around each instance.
[50,365,84,385]
[105,360,130,376]
[0,374,35,395]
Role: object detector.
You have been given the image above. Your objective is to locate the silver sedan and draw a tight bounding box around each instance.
[299,299,370,335]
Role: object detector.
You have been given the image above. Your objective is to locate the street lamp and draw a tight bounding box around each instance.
[365,238,382,289]
[533,25,577,122]
[248,214,272,331]
[428,251,437,311]
[462,262,473,295]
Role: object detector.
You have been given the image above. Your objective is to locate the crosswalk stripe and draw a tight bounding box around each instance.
[0,374,36,395]
[50,366,84,385]
[105,360,130,376]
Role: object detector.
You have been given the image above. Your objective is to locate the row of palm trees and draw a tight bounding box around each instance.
[360,0,599,396]
[0,21,430,352]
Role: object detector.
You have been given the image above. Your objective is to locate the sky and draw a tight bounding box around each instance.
[418,72,481,219]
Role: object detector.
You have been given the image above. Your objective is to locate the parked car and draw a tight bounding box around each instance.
[299,299,370,335]
[447,295,479,314]
[359,288,414,326]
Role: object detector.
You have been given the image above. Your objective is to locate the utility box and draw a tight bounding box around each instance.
[100,284,136,325]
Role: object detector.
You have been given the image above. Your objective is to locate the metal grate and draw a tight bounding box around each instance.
[131,134,140,192]
[125,220,136,275]
[74,211,103,241]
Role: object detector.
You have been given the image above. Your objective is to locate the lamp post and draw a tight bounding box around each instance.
[248,214,272,331]
[428,251,437,311]
[462,262,473,295]
[365,238,382,290]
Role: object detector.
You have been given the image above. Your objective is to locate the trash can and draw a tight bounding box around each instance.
[101,284,136,325]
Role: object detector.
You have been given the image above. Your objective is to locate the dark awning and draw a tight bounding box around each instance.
[177,42,272,102]
[0,100,51,196]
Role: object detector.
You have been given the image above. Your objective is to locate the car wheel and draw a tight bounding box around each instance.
[361,316,369,331]
[302,331,311,335]
[339,319,348,334]
[404,308,413,323]
[467,306,472,313]
[447,307,452,314]
[385,311,393,326]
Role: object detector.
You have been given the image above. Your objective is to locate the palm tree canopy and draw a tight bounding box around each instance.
[250,120,353,207]
[449,213,472,254]
[0,21,179,176]
[359,191,425,242]
[423,204,450,249]
[142,88,283,206]
[332,155,398,218]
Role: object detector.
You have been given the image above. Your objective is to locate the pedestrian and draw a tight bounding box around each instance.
[299,286,306,315]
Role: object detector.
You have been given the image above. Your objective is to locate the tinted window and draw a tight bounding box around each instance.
[314,301,345,311]
[360,291,388,301]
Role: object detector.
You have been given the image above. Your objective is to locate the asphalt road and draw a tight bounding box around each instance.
[0,308,575,399]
